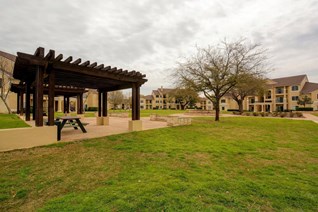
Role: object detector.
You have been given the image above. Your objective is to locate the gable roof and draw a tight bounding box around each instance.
[0,50,16,62]
[144,95,153,100]
[301,82,318,94]
[271,75,307,87]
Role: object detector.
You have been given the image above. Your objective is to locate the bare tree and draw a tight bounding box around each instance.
[174,39,268,121]
[0,57,13,113]
[229,73,266,113]
[297,95,313,108]
[170,87,199,110]
[108,90,124,109]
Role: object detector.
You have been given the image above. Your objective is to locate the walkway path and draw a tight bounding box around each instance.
[302,113,318,124]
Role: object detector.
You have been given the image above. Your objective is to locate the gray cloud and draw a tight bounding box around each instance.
[0,0,317,94]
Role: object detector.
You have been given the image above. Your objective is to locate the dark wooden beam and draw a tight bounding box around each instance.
[32,91,36,120]
[35,66,44,126]
[72,58,81,65]
[48,70,55,126]
[98,90,102,117]
[25,83,31,121]
[95,64,104,70]
[54,54,63,61]
[132,84,137,120]
[64,56,73,63]
[102,91,107,117]
[44,50,55,60]
[88,62,97,68]
[16,92,20,114]
[80,60,90,67]
[102,66,111,71]
[19,91,23,116]
[34,47,44,57]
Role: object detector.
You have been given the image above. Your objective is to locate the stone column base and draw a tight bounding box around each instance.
[96,117,103,125]
[103,116,109,125]
[129,120,142,131]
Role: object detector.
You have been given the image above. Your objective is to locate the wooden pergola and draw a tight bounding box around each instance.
[13,47,147,127]
[10,83,87,118]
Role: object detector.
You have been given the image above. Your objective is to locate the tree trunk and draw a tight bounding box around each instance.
[214,99,220,121]
[0,96,11,114]
[238,100,243,114]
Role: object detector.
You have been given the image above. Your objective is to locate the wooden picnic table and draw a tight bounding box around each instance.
[56,116,87,141]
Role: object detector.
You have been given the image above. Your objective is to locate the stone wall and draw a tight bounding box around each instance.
[150,114,191,126]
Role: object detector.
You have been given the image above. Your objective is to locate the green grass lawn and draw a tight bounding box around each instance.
[0,114,30,129]
[0,117,317,211]
[311,112,318,117]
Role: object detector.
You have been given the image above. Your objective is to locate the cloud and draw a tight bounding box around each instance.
[0,0,317,93]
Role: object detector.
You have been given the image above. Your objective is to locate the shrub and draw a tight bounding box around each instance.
[260,112,265,117]
[264,112,269,117]
[253,112,258,116]
[233,112,241,115]
[228,109,239,112]
[272,112,278,117]
[244,112,251,116]
[296,112,303,117]
[296,107,313,111]
[87,107,98,111]
[280,113,286,118]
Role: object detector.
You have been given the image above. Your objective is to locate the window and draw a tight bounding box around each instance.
[276,97,284,103]
[292,96,298,101]
[222,107,225,110]
[208,101,211,104]
[276,87,283,94]
[156,95,159,98]
[156,100,159,103]
[221,99,226,103]
[140,106,144,109]
[292,85,298,91]
[140,100,144,103]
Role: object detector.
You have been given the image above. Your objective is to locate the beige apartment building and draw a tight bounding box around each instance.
[140,87,182,110]
[197,75,318,112]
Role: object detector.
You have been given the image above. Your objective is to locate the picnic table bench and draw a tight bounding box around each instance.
[55,116,87,141]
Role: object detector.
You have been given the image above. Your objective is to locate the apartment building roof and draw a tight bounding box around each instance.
[0,50,16,62]
[144,95,153,100]
[271,74,307,87]
[301,82,318,94]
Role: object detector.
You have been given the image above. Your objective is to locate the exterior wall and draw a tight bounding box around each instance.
[310,90,318,110]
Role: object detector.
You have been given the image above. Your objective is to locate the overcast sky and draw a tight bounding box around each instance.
[0,0,317,94]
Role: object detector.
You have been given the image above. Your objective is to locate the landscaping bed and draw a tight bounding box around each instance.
[233,111,304,118]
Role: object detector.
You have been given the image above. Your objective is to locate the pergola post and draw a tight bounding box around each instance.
[66,97,70,113]
[16,92,20,114]
[102,91,107,117]
[48,70,55,126]
[19,90,24,116]
[25,83,31,121]
[96,90,103,125]
[129,83,142,131]
[102,91,109,125]
[32,91,36,120]
[63,96,67,113]
[98,90,102,117]
[35,65,44,127]
[77,93,83,114]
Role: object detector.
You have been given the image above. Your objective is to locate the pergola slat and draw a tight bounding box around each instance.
[95,64,104,69]
[80,60,90,67]
[72,58,81,65]
[54,54,63,61]
[102,66,111,71]
[64,56,73,63]
[34,47,44,57]
[88,62,97,68]
[109,67,117,73]
[45,50,55,60]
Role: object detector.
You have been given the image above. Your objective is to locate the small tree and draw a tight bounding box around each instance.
[297,95,313,108]
[170,87,199,110]
[0,57,13,113]
[108,90,124,109]
[174,39,268,121]
[229,73,266,113]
